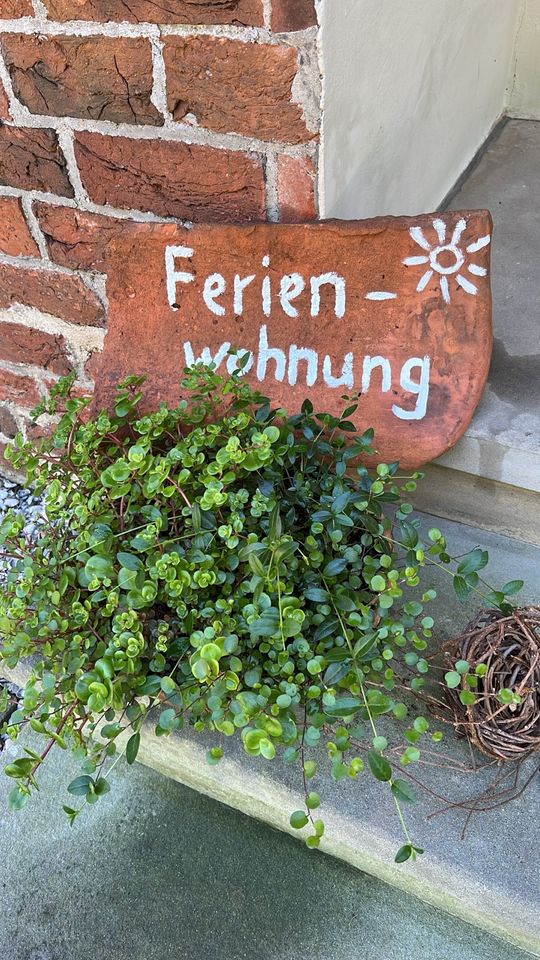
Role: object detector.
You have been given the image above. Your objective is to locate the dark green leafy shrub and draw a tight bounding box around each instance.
[0,367,522,860]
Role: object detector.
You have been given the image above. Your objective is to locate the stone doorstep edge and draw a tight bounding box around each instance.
[135,731,540,959]
[435,433,540,495]
[411,465,540,547]
[2,663,539,958]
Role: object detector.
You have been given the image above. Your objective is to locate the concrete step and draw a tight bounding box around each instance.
[6,514,538,955]
[417,119,540,542]
[138,516,540,951]
[0,726,534,960]
[134,515,540,957]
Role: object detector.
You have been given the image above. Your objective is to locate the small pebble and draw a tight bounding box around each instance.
[0,477,45,583]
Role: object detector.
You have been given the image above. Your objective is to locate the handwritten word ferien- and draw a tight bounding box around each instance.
[94,214,493,468]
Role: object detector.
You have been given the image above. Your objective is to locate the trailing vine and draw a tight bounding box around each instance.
[0,365,522,860]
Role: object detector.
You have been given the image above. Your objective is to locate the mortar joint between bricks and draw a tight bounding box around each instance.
[149,34,171,123]
[0,186,189,225]
[55,126,88,204]
[263,0,272,31]
[263,150,280,222]
[30,0,48,18]
[0,48,22,122]
[0,301,105,353]
[19,196,50,261]
[0,19,278,43]
[0,103,317,158]
[0,251,105,286]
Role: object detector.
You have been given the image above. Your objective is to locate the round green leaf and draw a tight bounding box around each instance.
[367,749,392,782]
[290,810,309,830]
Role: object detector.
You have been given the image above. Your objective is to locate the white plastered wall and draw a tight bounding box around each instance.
[319,0,523,219]
[508,0,540,119]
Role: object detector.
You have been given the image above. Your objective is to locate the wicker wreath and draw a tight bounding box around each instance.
[444,606,540,761]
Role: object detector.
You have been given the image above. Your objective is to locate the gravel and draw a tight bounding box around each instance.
[0,479,32,739]
[0,476,45,589]
[0,477,45,541]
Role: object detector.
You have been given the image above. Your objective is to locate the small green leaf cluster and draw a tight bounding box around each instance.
[0,366,522,855]
[444,659,522,708]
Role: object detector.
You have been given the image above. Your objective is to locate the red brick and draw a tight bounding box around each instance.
[0,81,11,121]
[0,264,106,327]
[0,404,18,438]
[0,124,73,196]
[0,441,10,473]
[0,197,39,257]
[165,36,311,143]
[0,367,41,406]
[277,154,317,222]
[0,321,73,376]
[43,0,264,26]
[271,0,317,32]
[35,203,136,270]
[1,34,162,126]
[74,131,266,221]
[0,0,34,16]
[84,349,103,383]
[26,419,56,442]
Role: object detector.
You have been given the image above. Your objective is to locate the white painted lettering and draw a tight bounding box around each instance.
[165,245,194,310]
[234,274,256,316]
[310,272,346,318]
[203,273,227,316]
[362,356,392,393]
[262,255,272,317]
[280,273,306,318]
[288,345,319,386]
[392,356,431,420]
[256,324,286,383]
[323,353,354,389]
[227,349,254,375]
[183,341,231,368]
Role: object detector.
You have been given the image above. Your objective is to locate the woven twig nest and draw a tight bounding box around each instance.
[444,607,540,761]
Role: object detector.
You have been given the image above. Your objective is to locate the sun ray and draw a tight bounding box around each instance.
[468,263,487,277]
[416,269,433,292]
[439,276,450,303]
[410,226,432,251]
[451,218,467,246]
[433,218,447,243]
[466,235,491,253]
[456,274,478,295]
[403,255,430,266]
[404,218,490,305]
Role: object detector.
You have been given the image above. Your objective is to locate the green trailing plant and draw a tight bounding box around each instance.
[0,365,523,862]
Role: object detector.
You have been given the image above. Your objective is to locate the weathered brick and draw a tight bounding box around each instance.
[271,0,317,32]
[0,367,41,406]
[35,203,136,270]
[26,419,56,442]
[1,35,162,126]
[0,124,73,196]
[75,131,266,221]
[0,321,73,375]
[277,154,317,222]
[43,0,264,26]
[165,36,311,143]
[0,81,11,121]
[0,264,106,327]
[84,348,102,383]
[0,0,34,16]
[0,404,18,439]
[0,197,39,257]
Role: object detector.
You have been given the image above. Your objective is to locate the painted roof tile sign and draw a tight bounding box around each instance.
[94,211,493,468]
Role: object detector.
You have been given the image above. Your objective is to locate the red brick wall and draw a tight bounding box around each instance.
[0,0,320,470]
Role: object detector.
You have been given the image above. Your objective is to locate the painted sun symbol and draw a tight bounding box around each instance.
[403,218,490,304]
